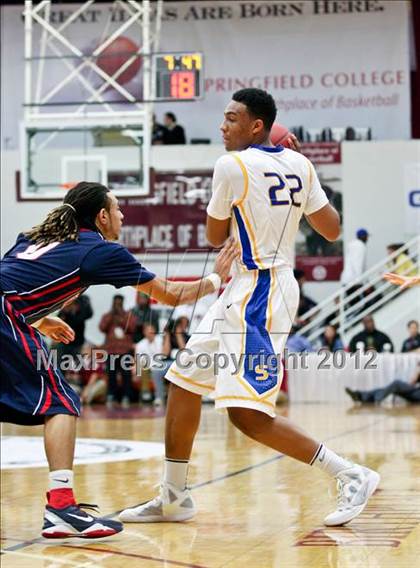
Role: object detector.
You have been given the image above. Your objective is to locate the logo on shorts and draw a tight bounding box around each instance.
[255,365,269,381]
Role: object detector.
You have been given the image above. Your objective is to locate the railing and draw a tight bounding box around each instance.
[298,235,420,346]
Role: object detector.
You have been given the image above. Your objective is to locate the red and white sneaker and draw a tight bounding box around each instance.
[42,502,123,539]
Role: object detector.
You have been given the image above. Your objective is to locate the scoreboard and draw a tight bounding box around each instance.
[154,52,203,101]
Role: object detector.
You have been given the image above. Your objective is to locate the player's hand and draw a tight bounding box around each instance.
[34,316,76,343]
[383,272,420,289]
[286,133,302,153]
[214,237,239,282]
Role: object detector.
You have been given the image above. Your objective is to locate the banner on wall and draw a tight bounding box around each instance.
[119,170,211,254]
[118,144,343,281]
[0,1,411,149]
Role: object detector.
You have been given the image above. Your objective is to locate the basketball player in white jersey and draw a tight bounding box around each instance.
[120,88,380,527]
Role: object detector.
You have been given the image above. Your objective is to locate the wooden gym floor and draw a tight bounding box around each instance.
[1,403,420,567]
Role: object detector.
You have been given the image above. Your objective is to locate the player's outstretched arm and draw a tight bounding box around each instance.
[135,238,239,307]
[305,203,340,242]
[383,272,420,289]
[32,316,76,344]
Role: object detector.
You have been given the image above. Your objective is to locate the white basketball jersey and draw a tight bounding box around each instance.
[207,144,328,271]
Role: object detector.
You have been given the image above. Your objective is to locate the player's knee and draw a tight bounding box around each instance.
[227,407,267,439]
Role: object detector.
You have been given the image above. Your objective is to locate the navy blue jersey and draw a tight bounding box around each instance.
[0,230,155,324]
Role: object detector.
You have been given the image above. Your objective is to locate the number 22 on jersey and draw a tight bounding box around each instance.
[264,172,303,207]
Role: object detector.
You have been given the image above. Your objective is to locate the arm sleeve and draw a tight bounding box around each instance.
[206,156,234,220]
[304,161,329,216]
[81,242,156,288]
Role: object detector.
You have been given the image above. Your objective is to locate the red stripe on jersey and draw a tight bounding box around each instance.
[6,301,34,364]
[27,325,75,414]
[18,286,81,314]
[40,387,52,413]
[6,275,80,302]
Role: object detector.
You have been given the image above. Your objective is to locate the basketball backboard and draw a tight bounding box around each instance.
[20,118,148,200]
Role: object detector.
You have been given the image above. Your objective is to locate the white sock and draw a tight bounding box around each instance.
[310,444,352,477]
[163,458,189,490]
[49,469,74,490]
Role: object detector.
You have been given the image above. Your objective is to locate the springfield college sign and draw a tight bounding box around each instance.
[0,1,411,149]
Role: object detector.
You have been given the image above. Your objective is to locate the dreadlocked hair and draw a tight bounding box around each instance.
[25,181,110,246]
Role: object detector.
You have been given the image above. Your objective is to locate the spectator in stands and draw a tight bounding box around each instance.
[99,294,136,408]
[386,243,417,277]
[294,269,317,327]
[135,324,164,407]
[345,363,420,404]
[340,228,369,286]
[401,320,420,353]
[348,315,393,353]
[170,316,190,343]
[163,316,190,357]
[57,295,93,365]
[148,318,191,399]
[343,283,382,321]
[131,292,160,343]
[361,284,382,312]
[318,324,344,352]
[162,112,186,145]
[79,344,107,406]
[152,114,166,145]
[324,296,341,327]
[286,324,314,353]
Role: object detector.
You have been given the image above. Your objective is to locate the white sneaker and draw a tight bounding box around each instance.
[153,397,163,407]
[119,483,196,523]
[324,465,380,526]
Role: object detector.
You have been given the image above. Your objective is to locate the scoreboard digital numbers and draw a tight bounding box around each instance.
[154,52,203,100]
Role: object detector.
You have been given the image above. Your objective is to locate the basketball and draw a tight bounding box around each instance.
[96,36,142,87]
[270,122,291,148]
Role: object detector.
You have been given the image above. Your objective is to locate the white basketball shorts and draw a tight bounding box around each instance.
[166,267,299,417]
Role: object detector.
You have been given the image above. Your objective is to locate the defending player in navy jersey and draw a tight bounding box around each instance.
[0,181,237,539]
[120,89,380,528]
